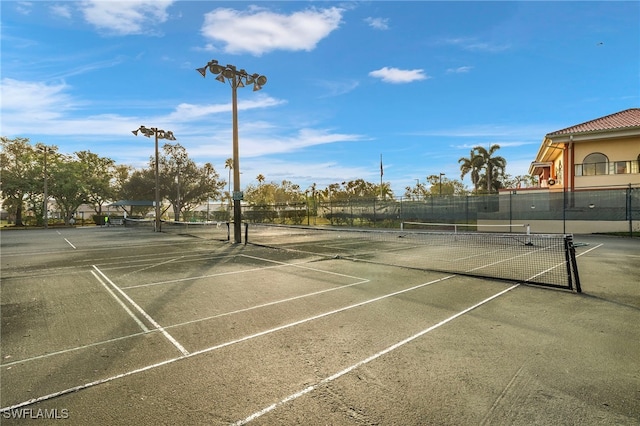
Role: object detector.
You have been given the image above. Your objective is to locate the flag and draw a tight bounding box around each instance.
[380,154,384,177]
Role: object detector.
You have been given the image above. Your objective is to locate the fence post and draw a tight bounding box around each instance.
[628,184,633,237]
[373,198,376,227]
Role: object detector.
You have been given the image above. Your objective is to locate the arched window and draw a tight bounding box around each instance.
[582,152,609,176]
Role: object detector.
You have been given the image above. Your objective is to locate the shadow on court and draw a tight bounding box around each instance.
[1,227,638,425]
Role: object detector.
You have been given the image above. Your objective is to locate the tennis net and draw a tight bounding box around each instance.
[124,218,230,240]
[246,223,581,292]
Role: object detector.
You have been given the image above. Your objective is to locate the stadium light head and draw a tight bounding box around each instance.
[131,129,139,136]
[222,67,236,79]
[209,61,224,75]
[197,60,267,91]
[245,73,258,85]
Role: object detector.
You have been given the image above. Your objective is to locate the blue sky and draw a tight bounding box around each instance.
[1,1,638,196]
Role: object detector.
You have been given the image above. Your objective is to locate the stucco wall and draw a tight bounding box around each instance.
[479,219,637,234]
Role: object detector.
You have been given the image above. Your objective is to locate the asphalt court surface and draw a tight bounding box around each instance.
[1,227,639,425]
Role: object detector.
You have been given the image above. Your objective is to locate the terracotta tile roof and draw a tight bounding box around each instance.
[547,108,640,136]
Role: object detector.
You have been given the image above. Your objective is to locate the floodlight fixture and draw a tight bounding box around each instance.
[131,125,177,232]
[196,59,267,243]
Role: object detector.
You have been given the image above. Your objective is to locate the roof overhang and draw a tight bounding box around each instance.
[529,161,553,175]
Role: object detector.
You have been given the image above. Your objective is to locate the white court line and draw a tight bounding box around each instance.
[64,238,76,249]
[3,256,370,367]
[578,243,604,256]
[186,274,456,357]
[238,253,370,280]
[120,263,292,289]
[91,270,149,332]
[91,266,189,356]
[1,273,457,413]
[0,330,151,368]
[117,256,183,279]
[165,278,370,329]
[120,254,353,290]
[233,284,520,425]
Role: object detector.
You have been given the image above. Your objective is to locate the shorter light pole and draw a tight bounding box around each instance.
[132,126,176,232]
[37,144,55,229]
[439,173,445,196]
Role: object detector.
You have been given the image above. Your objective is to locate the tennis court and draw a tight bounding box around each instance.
[1,225,638,424]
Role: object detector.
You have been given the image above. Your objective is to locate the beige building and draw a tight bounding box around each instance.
[529,108,640,190]
[482,109,639,234]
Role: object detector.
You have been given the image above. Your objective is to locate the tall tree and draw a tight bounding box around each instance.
[48,156,90,225]
[76,150,116,215]
[1,137,48,225]
[118,168,155,217]
[159,143,224,221]
[458,149,484,194]
[475,144,506,193]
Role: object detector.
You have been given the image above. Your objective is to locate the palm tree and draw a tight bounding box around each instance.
[475,144,506,193]
[256,174,265,184]
[458,149,484,194]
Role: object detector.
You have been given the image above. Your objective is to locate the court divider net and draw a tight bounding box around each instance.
[124,218,231,241]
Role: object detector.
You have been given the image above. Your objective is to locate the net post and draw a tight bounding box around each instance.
[226,221,230,241]
[563,235,573,291]
[525,224,533,246]
[400,222,404,231]
[566,235,582,293]
[244,222,248,245]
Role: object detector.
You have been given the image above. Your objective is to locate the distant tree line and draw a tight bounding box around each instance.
[1,137,535,226]
[0,137,224,225]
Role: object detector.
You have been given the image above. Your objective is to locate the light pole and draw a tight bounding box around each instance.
[37,144,55,229]
[439,172,445,196]
[197,60,267,243]
[132,126,176,232]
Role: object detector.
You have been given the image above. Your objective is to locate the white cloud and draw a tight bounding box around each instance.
[16,2,32,15]
[446,66,473,74]
[364,17,389,30]
[200,6,344,56]
[165,96,286,122]
[79,0,175,36]
[314,79,360,98]
[0,77,360,168]
[50,4,72,19]
[440,37,510,53]
[230,128,366,158]
[0,78,74,117]
[369,67,430,84]
[408,124,550,140]
[241,159,372,187]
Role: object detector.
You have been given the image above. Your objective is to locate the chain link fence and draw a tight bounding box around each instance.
[238,186,639,236]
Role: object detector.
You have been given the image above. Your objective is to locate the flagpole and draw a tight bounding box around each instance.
[380,154,383,199]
